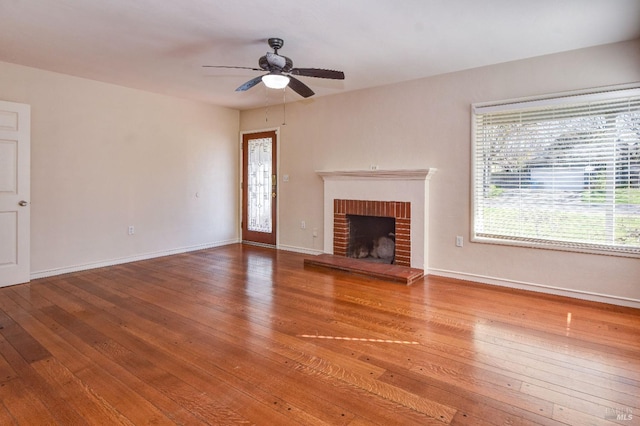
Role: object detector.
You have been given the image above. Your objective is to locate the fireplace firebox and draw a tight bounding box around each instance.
[347,215,395,263]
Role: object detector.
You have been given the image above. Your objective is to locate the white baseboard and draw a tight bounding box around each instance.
[30,239,240,280]
[277,244,325,256]
[428,268,640,309]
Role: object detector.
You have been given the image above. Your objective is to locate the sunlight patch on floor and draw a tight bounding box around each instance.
[299,334,420,344]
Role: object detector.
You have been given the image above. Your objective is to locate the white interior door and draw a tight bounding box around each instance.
[0,100,30,287]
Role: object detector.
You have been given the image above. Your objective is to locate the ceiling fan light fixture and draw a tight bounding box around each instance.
[262,73,290,89]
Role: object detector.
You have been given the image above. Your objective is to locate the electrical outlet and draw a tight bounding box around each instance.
[128,225,135,235]
[301,221,306,229]
[456,236,463,247]
[313,228,318,238]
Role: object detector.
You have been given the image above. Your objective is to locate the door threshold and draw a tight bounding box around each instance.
[242,241,276,249]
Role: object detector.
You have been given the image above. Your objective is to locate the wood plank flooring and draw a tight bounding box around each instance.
[0,243,638,425]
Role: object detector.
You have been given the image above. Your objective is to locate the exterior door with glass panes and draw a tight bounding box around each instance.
[242,130,277,245]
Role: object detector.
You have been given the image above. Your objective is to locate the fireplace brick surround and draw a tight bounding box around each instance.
[333,199,411,266]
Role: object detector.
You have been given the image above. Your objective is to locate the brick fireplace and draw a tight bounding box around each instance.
[318,168,436,271]
[333,199,411,266]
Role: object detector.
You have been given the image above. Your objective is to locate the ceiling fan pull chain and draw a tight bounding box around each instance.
[282,88,287,126]
[264,86,269,122]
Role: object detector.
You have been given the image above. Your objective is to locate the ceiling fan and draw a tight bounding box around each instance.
[203,38,345,98]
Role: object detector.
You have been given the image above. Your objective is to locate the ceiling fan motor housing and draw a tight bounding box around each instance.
[259,53,293,72]
[267,38,284,51]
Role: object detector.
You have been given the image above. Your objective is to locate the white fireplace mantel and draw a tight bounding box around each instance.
[317,168,437,271]
[317,168,437,181]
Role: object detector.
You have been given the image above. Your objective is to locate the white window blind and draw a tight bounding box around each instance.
[472,87,640,256]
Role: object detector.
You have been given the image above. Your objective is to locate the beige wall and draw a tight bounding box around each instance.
[240,40,640,306]
[0,61,240,275]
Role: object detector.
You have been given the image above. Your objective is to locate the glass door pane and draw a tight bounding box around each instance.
[247,137,273,233]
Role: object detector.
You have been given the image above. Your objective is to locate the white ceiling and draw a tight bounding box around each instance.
[2,0,639,110]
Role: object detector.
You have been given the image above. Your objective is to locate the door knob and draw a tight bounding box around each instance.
[18,200,28,206]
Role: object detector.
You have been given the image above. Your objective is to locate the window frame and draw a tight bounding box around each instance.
[471,84,640,258]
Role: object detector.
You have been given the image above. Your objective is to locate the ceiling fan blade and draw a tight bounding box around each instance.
[203,65,263,71]
[287,76,315,98]
[236,75,265,92]
[290,68,345,80]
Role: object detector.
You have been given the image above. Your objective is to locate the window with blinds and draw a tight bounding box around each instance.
[472,86,640,256]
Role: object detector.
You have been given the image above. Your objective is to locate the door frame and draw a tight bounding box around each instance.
[239,128,280,247]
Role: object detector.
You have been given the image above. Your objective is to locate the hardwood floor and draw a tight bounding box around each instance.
[0,244,638,425]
